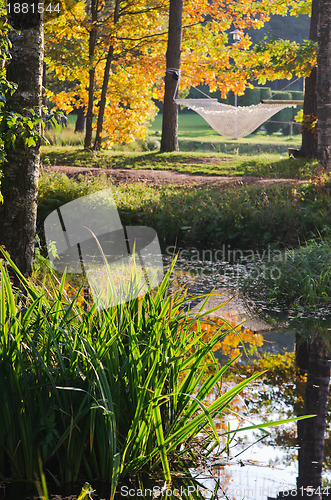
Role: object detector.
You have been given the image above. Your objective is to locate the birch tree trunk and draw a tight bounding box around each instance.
[0,0,44,277]
[316,0,331,169]
[160,0,183,152]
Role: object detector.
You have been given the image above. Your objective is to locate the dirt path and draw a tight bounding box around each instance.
[45,165,307,187]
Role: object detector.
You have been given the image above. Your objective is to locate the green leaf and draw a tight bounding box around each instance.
[27,136,36,147]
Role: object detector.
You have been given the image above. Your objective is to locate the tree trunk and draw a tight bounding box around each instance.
[84,0,98,149]
[93,44,114,150]
[0,0,43,277]
[296,334,330,499]
[316,0,331,169]
[93,0,120,151]
[295,331,310,372]
[299,0,318,158]
[75,106,86,132]
[160,0,183,153]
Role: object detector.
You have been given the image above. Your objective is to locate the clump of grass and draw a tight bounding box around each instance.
[37,171,109,222]
[44,127,85,147]
[0,249,271,497]
[242,237,331,313]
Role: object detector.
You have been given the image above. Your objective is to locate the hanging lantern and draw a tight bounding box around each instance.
[230,29,242,41]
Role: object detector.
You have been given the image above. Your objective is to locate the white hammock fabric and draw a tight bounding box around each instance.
[174,98,297,139]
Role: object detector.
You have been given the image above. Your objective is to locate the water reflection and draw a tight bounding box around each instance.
[296,329,331,500]
[165,254,330,500]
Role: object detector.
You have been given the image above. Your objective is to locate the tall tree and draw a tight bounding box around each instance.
[84,0,98,148]
[0,0,44,276]
[160,0,183,153]
[316,0,331,170]
[93,0,120,151]
[299,0,318,158]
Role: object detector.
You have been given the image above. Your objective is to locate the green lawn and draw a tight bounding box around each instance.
[41,146,319,179]
[55,111,302,154]
[41,111,319,179]
[150,113,302,154]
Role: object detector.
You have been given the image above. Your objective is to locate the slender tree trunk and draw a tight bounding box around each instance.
[160,0,183,153]
[296,334,330,499]
[75,106,86,132]
[84,0,98,149]
[93,0,120,151]
[0,0,43,277]
[299,0,318,158]
[93,44,114,150]
[316,0,331,169]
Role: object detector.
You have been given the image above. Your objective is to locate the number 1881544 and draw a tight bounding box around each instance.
[7,3,60,14]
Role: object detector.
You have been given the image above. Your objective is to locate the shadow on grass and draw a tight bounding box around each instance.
[239,157,319,179]
[41,148,319,179]
[41,149,233,174]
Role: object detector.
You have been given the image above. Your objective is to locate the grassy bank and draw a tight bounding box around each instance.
[38,172,331,250]
[50,112,302,155]
[242,238,331,313]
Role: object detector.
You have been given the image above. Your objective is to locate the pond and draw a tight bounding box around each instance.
[163,252,331,500]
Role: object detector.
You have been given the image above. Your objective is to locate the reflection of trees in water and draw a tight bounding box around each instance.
[296,333,331,499]
[228,319,331,494]
[167,255,331,496]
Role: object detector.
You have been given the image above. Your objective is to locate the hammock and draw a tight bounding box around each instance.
[174,98,300,139]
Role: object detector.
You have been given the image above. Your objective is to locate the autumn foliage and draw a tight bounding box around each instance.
[44,0,313,147]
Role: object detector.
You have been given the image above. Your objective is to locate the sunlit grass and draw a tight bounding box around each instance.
[41,146,319,180]
[43,109,303,156]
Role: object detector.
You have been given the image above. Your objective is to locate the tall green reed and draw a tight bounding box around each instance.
[0,248,313,498]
